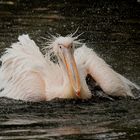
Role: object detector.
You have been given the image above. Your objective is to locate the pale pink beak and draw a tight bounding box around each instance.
[62,47,81,97]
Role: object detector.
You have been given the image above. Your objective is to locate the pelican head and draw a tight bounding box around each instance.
[50,36,81,97]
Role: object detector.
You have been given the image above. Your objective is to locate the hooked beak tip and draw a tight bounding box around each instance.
[76,90,81,97]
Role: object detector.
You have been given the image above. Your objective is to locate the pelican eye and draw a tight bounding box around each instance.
[58,44,63,49]
[70,44,73,49]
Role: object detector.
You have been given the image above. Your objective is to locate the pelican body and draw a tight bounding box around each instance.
[0,34,139,101]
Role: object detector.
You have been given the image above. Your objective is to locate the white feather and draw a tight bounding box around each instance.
[0,35,64,101]
[75,44,140,97]
[0,34,91,101]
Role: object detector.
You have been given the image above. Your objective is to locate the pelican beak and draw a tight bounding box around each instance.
[62,47,81,97]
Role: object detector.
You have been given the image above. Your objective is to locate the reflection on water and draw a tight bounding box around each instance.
[0,98,140,139]
[0,0,140,139]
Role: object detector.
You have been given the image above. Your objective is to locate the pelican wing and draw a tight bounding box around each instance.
[74,44,140,97]
[0,35,51,101]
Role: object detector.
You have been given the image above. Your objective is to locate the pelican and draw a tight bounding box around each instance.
[0,33,139,101]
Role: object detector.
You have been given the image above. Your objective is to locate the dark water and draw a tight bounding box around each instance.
[0,0,140,139]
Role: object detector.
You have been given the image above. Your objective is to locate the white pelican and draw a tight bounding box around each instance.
[0,34,139,101]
